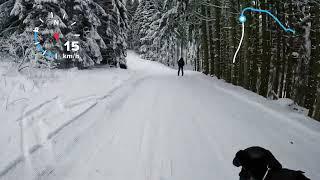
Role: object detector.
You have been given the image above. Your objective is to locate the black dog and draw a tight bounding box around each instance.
[233,146,282,180]
[233,146,310,180]
[265,169,310,180]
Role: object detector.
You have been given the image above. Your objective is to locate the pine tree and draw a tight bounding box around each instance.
[95,0,128,67]
[128,0,320,121]
[126,0,134,21]
[208,1,215,76]
[0,0,15,36]
[132,0,161,59]
[131,0,189,66]
[8,0,97,67]
[214,3,222,79]
[1,0,128,68]
[270,1,284,98]
[305,1,320,117]
[155,0,188,65]
[259,0,272,97]
[251,0,260,93]
[126,0,139,49]
[132,0,139,10]
[200,3,209,75]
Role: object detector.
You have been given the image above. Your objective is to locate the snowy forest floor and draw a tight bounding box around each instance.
[0,51,320,180]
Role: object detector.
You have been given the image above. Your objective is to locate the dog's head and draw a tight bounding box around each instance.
[233,147,282,169]
[233,150,251,168]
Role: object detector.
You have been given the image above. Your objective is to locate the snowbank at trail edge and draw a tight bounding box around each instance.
[0,61,133,176]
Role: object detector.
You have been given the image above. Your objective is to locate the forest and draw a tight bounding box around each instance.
[0,0,128,68]
[1,0,320,121]
[127,0,320,121]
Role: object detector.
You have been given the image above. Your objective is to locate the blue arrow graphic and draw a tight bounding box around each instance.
[233,7,295,63]
[239,7,295,34]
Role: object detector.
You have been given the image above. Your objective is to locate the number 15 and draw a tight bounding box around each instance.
[64,41,80,52]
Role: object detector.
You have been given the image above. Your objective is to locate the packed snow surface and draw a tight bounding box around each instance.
[0,51,320,180]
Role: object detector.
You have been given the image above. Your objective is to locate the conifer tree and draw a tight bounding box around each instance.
[95,0,128,67]
[1,0,128,68]
[305,1,320,117]
[132,0,161,59]
[126,0,139,49]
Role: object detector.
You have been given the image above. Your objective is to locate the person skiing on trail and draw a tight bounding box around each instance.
[178,57,185,76]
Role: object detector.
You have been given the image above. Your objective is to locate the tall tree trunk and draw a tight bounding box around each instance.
[201,4,209,75]
[251,0,259,93]
[215,4,221,78]
[260,0,271,97]
[305,2,320,117]
[208,4,215,75]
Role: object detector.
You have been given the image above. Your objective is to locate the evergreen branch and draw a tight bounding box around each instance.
[0,26,18,37]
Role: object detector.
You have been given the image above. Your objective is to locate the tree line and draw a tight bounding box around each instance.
[128,0,320,121]
[0,0,128,68]
[1,0,320,121]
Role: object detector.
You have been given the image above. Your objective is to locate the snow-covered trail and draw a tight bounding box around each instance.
[2,52,320,180]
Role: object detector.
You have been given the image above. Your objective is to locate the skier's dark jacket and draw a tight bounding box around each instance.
[178,58,185,67]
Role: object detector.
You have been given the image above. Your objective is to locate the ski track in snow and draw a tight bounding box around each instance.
[0,72,146,178]
[1,51,320,180]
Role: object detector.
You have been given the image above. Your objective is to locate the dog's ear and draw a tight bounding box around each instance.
[233,150,249,167]
[265,150,282,169]
[233,150,242,167]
